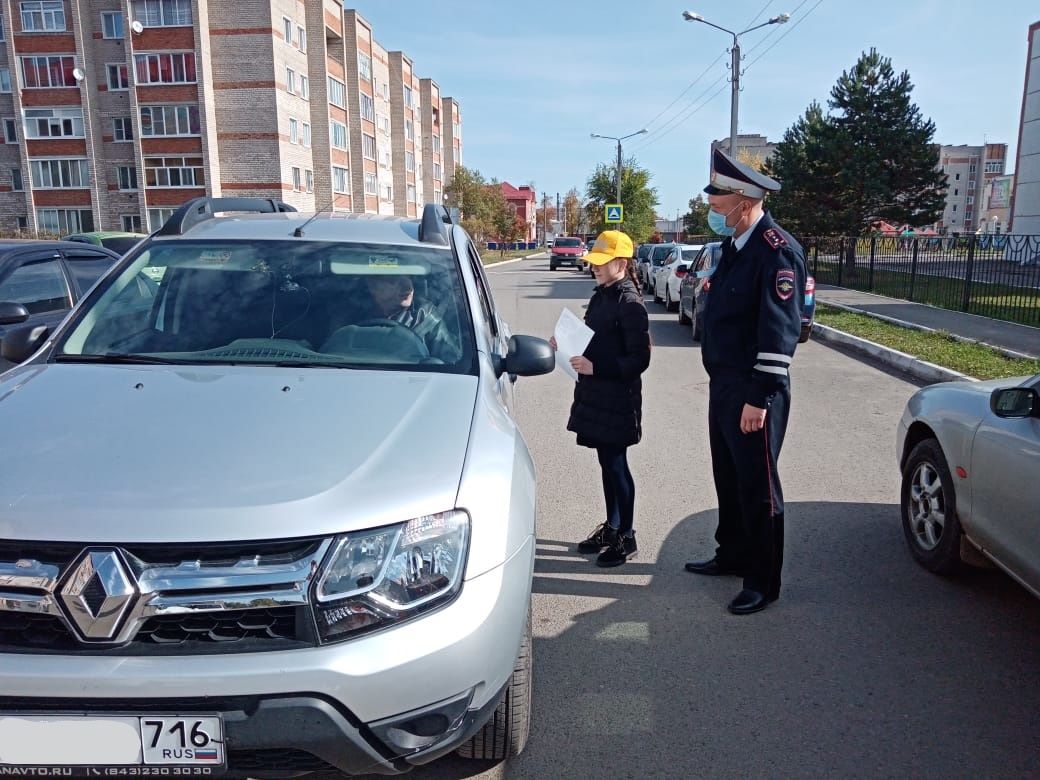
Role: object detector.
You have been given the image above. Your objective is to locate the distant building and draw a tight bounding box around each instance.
[980,174,1014,233]
[655,218,684,243]
[1010,20,1040,234]
[711,134,777,168]
[936,144,1008,233]
[501,182,536,241]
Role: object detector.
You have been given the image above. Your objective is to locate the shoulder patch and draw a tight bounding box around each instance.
[763,228,787,249]
[775,268,796,301]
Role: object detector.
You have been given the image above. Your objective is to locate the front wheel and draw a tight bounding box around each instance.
[900,439,963,574]
[678,302,691,325]
[457,608,532,761]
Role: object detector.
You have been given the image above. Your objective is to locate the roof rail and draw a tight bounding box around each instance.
[418,203,452,246]
[156,197,298,237]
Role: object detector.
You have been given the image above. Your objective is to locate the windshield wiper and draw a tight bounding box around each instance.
[54,352,194,365]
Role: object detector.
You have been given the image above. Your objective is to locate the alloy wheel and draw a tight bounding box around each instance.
[908,461,946,550]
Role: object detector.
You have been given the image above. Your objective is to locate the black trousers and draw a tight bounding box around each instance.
[707,378,789,598]
[596,445,635,536]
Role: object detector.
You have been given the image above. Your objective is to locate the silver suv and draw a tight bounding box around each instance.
[0,199,554,776]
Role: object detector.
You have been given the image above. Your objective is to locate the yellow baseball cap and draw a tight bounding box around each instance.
[584,230,634,266]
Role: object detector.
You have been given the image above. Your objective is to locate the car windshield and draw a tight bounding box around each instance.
[554,238,581,247]
[681,249,700,260]
[100,236,144,255]
[652,247,674,264]
[56,240,474,372]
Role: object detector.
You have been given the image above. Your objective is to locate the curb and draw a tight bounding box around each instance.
[811,324,977,384]
[817,299,1039,361]
[483,251,544,268]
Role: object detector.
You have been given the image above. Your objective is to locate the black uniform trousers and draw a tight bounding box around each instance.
[707,375,789,599]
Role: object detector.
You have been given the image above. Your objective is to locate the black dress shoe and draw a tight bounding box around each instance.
[684,558,745,576]
[727,589,770,615]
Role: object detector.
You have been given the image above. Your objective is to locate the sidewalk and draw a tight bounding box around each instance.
[816,285,1040,359]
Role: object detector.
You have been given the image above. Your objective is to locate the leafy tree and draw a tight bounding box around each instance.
[445,166,494,243]
[764,49,946,240]
[563,188,582,235]
[584,158,659,244]
[683,194,711,237]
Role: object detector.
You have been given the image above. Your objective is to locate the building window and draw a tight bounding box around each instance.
[362,133,376,160]
[21,1,66,32]
[405,152,414,172]
[381,151,390,169]
[966,195,974,205]
[0,14,4,40]
[122,214,143,232]
[134,52,197,85]
[3,119,16,143]
[358,52,372,82]
[113,117,133,141]
[37,208,93,234]
[285,67,296,95]
[22,56,77,88]
[953,188,958,197]
[406,184,416,202]
[364,173,377,196]
[305,169,313,193]
[11,168,23,191]
[117,165,138,191]
[299,76,309,100]
[968,164,976,173]
[288,118,298,144]
[403,86,413,108]
[330,120,348,150]
[297,26,306,52]
[434,163,441,180]
[144,156,204,187]
[291,166,301,191]
[360,93,374,121]
[133,0,192,27]
[16,217,28,230]
[984,161,1003,174]
[378,115,389,134]
[382,183,392,201]
[30,159,90,188]
[146,208,174,231]
[952,204,957,212]
[140,105,199,136]
[107,63,129,90]
[302,122,311,148]
[24,108,84,139]
[433,134,441,153]
[453,121,460,137]
[332,166,348,193]
[404,120,413,141]
[0,69,9,93]
[327,77,345,108]
[101,11,124,38]
[433,188,441,204]
[282,16,292,43]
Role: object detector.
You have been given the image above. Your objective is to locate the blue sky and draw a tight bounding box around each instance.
[354,1,1037,218]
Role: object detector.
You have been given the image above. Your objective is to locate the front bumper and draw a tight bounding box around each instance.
[0,536,535,775]
[550,255,582,264]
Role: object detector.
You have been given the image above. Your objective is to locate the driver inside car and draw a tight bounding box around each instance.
[361,274,461,363]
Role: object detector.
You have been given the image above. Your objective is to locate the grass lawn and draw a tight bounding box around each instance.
[815,304,1040,380]
[481,249,541,265]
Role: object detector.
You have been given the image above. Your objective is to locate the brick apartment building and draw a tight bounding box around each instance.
[501,181,536,242]
[0,1,461,234]
[937,143,1008,234]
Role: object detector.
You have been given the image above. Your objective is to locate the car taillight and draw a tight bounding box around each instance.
[805,276,816,294]
[675,268,687,278]
[703,280,711,291]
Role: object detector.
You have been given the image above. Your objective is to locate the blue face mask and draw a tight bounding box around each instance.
[708,204,741,236]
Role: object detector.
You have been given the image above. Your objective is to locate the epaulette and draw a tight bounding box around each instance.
[763,228,787,249]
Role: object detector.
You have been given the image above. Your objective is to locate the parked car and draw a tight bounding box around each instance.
[896,373,1040,598]
[549,236,586,270]
[0,199,554,775]
[0,240,121,373]
[63,230,148,255]
[678,242,816,343]
[652,244,703,310]
[642,243,676,292]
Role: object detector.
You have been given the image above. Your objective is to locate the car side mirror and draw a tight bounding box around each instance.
[497,335,554,378]
[0,323,50,364]
[0,301,30,326]
[677,264,689,274]
[990,386,1039,419]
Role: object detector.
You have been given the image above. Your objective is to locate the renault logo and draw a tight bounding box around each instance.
[59,549,137,642]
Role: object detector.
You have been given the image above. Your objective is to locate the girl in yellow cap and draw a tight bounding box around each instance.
[554,230,651,566]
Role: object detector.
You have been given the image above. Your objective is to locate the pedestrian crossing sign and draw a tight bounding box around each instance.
[605,204,623,223]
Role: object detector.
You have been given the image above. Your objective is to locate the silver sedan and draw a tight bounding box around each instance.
[896,373,1040,597]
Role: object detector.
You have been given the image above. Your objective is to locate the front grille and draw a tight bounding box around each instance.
[137,608,297,645]
[228,748,337,772]
[0,613,79,651]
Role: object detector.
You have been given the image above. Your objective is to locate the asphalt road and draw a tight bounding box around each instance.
[373,254,1040,779]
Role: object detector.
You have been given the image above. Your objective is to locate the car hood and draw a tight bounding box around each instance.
[917,375,1033,398]
[0,364,477,542]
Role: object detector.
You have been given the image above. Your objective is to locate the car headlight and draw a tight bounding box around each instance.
[313,511,470,643]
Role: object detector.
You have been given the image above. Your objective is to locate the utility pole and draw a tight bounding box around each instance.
[591,129,647,226]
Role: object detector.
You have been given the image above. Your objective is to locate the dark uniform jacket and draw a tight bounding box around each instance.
[567,277,651,448]
[701,212,806,408]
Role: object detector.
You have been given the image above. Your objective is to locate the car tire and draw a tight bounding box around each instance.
[665,288,677,312]
[458,608,532,761]
[799,319,813,343]
[692,318,701,342]
[652,283,661,304]
[900,439,963,574]
[678,303,691,325]
[549,263,557,271]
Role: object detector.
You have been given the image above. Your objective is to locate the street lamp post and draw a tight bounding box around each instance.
[590,129,647,222]
[682,10,789,155]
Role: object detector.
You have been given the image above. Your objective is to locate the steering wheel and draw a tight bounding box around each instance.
[353,318,429,356]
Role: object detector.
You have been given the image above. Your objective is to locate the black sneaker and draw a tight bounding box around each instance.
[577,523,618,554]
[596,533,637,568]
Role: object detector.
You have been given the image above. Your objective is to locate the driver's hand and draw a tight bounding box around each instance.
[549,336,558,351]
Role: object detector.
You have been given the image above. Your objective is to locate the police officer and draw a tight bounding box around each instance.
[684,148,806,615]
